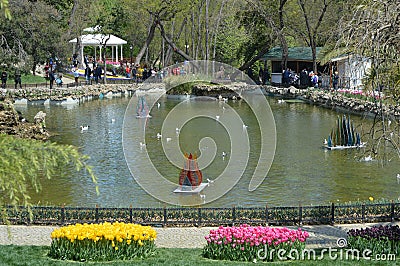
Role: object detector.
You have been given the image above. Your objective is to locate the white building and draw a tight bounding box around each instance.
[331,54,371,90]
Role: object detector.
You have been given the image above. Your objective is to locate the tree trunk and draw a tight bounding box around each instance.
[205,0,210,61]
[135,18,157,66]
[157,20,194,62]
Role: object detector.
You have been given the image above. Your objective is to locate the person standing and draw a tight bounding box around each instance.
[299,68,308,88]
[73,68,79,86]
[282,68,290,85]
[49,70,55,89]
[1,70,7,89]
[85,66,92,85]
[332,71,339,90]
[95,64,102,83]
[14,68,22,89]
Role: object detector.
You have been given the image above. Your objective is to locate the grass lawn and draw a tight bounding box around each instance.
[0,246,397,265]
[6,74,47,85]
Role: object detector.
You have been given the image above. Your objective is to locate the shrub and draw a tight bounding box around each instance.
[48,222,156,261]
[202,224,309,262]
[347,225,400,255]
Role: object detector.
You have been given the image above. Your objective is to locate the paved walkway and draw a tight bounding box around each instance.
[0,222,398,248]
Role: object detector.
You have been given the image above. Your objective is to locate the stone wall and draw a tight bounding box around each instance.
[191,83,400,118]
[5,84,165,102]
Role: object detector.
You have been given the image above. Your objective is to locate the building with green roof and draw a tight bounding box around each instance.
[261,47,326,84]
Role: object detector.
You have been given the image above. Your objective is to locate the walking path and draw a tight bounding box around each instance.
[1,222,399,249]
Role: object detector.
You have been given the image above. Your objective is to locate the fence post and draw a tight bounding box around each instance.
[362,204,365,223]
[391,201,395,222]
[331,203,335,225]
[298,203,303,225]
[129,205,133,223]
[95,205,99,223]
[265,204,269,226]
[163,206,167,227]
[198,208,202,227]
[232,205,236,226]
[61,204,65,225]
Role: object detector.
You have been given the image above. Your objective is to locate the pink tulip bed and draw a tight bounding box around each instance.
[202,224,309,262]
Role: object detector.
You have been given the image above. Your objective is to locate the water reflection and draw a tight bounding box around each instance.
[15,95,400,207]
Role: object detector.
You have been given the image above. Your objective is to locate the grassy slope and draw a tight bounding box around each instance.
[0,246,397,266]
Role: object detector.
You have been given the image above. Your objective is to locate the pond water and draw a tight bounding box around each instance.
[15,94,400,208]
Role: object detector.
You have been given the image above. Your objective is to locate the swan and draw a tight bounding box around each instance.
[80,125,89,131]
[216,115,220,121]
[166,137,172,142]
[157,133,162,139]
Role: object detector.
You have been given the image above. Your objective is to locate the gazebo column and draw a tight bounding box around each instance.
[120,46,123,61]
[116,45,119,63]
[112,46,115,63]
[99,46,102,63]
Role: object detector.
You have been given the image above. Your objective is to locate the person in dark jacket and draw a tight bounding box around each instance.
[14,69,22,89]
[1,70,7,89]
[49,70,55,89]
[299,68,309,88]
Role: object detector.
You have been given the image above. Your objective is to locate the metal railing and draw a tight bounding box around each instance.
[3,202,399,227]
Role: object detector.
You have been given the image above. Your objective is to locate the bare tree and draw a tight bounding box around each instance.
[297,0,333,73]
[338,1,400,161]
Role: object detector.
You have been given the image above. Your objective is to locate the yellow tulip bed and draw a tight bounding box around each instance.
[48,222,157,261]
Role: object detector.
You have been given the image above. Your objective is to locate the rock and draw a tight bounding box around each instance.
[0,100,49,140]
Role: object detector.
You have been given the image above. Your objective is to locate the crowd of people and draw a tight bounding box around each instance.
[282,67,340,90]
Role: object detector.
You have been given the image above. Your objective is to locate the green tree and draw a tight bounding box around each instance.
[0,133,97,220]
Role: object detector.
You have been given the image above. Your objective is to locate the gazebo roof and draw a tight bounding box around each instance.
[69,34,127,46]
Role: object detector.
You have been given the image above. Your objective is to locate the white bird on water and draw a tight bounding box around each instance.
[139,142,146,149]
[80,125,89,131]
[216,115,220,121]
[364,155,373,162]
[176,127,180,134]
[166,137,172,142]
[157,102,161,108]
[157,133,162,139]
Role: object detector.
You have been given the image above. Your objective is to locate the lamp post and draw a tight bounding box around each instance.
[130,45,133,66]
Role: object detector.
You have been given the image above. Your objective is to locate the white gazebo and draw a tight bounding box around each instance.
[69,26,127,67]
